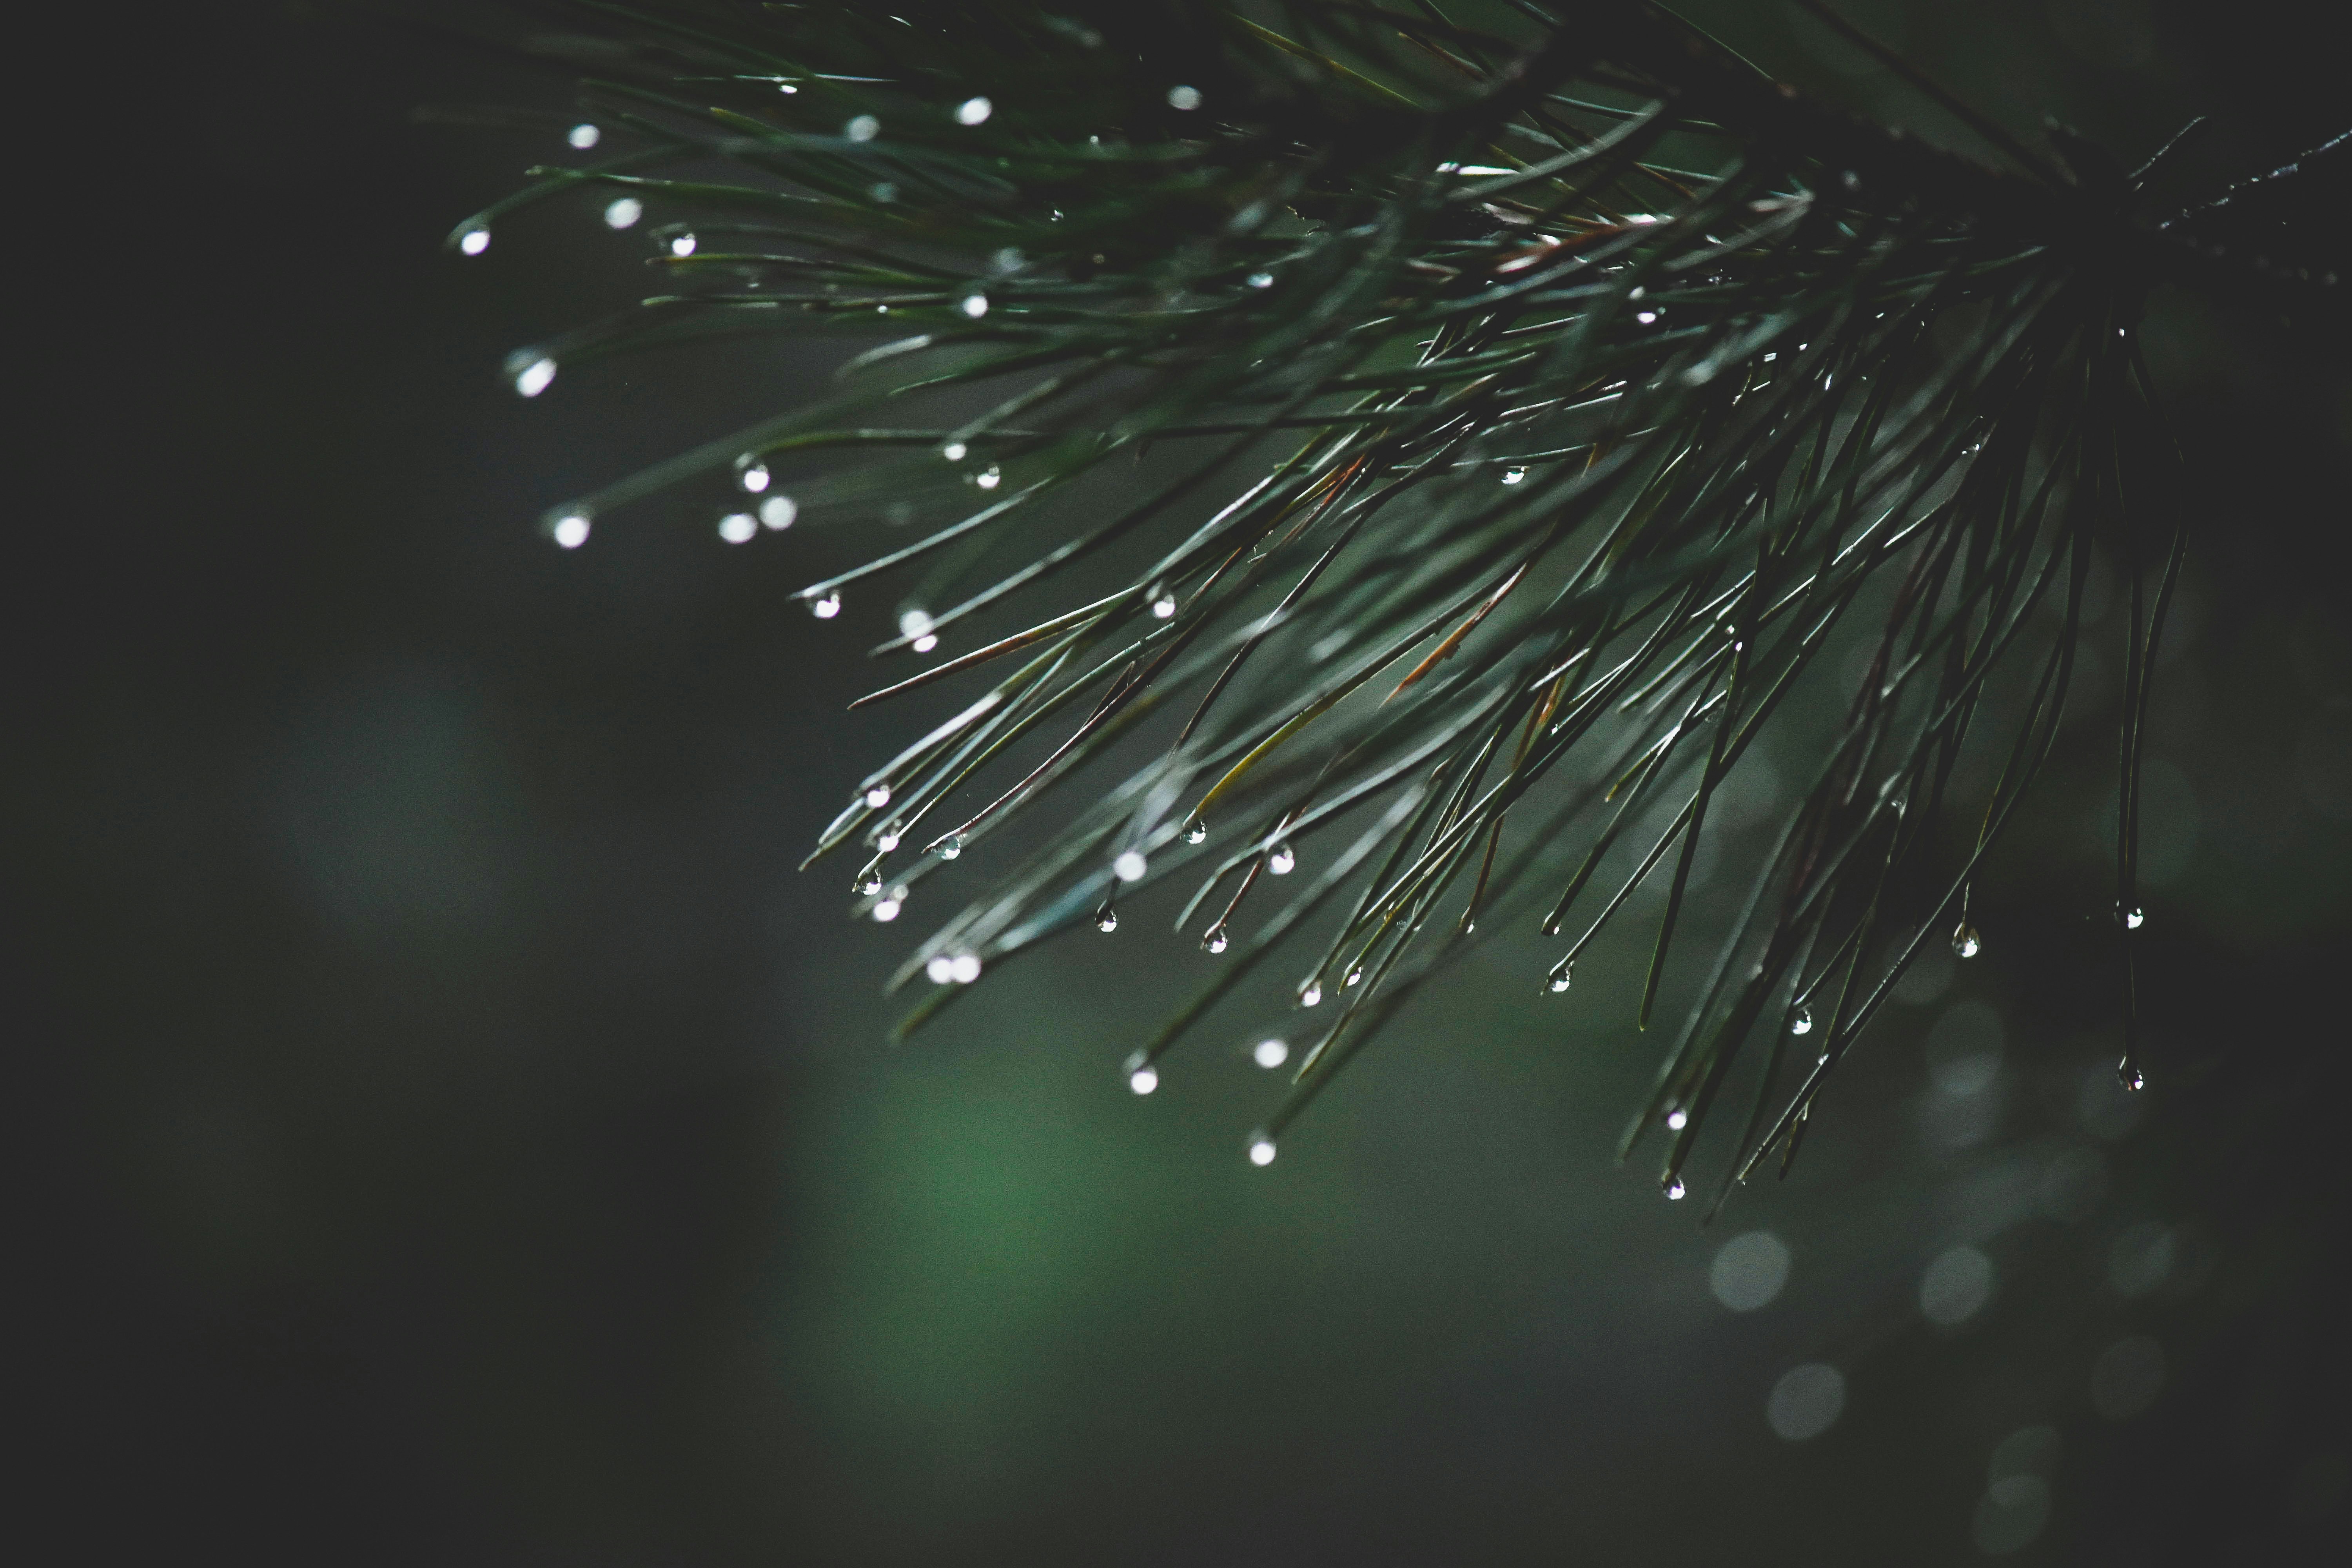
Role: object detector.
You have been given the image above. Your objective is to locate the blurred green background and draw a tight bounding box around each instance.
[19,2,2352,1562]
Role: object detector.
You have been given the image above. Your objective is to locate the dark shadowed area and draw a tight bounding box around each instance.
[19,2,2352,1563]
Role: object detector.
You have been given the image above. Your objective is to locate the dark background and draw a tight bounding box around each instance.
[18,2,2352,1562]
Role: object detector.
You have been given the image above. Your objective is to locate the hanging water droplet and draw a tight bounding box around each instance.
[1112,850,1147,883]
[1267,843,1296,875]
[2123,906,2145,930]
[1253,1038,1289,1070]
[875,828,901,853]
[458,225,491,256]
[898,608,935,643]
[871,894,902,922]
[1789,1005,1813,1036]
[844,114,880,142]
[1167,84,1203,111]
[1201,924,1229,955]
[949,952,982,984]
[669,232,697,258]
[934,834,962,861]
[1345,967,1363,988]
[513,357,557,398]
[1548,971,1572,993]
[1501,466,1527,485]
[1951,922,1983,960]
[1298,980,1323,1007]
[926,954,956,985]
[568,123,601,150]
[1248,1134,1277,1166]
[1246,271,1275,289]
[1666,1178,1687,1200]
[913,635,937,654]
[954,96,993,127]
[1095,906,1119,933]
[551,512,592,550]
[864,784,891,810]
[718,513,756,544]
[972,464,1002,490]
[603,197,642,229]
[941,440,968,462]
[959,292,989,319]
[1667,1109,1688,1131]
[1129,1063,1159,1095]
[855,866,883,896]
[1151,589,1177,619]
[739,463,770,493]
[2118,1058,2144,1092]
[760,495,797,530]
[1635,309,1659,325]
[1183,817,1208,844]
[811,592,842,619]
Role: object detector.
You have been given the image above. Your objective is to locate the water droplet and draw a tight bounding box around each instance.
[719,512,757,544]
[1129,1063,1158,1095]
[1298,980,1323,1007]
[739,463,770,493]
[1635,309,1659,325]
[845,115,880,142]
[1183,818,1208,844]
[973,465,1002,490]
[1667,1109,1689,1131]
[871,895,902,922]
[875,829,901,853]
[568,123,601,150]
[913,635,937,653]
[513,357,557,398]
[1095,906,1119,933]
[1151,589,1177,619]
[898,608,935,642]
[1345,967,1364,988]
[669,232,697,257]
[864,784,892,809]
[760,495,797,530]
[949,952,982,984]
[926,954,955,984]
[1501,466,1526,485]
[1666,1178,1687,1200]
[1548,971,1572,993]
[1248,1134,1277,1165]
[1113,850,1147,882]
[2123,906,2145,930]
[1951,922,1983,960]
[955,96,993,126]
[1247,271,1275,289]
[458,226,491,256]
[1267,844,1296,875]
[1789,1005,1813,1036]
[1167,84,1202,111]
[959,292,989,318]
[1254,1038,1289,1069]
[1201,924,1229,954]
[855,866,883,896]
[935,834,962,860]
[603,197,642,229]
[2118,1058,2144,1092]
[811,592,842,619]
[551,512,592,550]
[941,440,968,462]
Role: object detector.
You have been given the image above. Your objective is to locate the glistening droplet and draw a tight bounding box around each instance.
[1267,844,1296,875]
[1095,906,1119,934]
[959,292,989,319]
[1789,1005,1813,1036]
[1183,818,1207,844]
[669,232,697,257]
[863,784,891,809]
[934,834,962,861]
[1253,1038,1288,1069]
[1298,980,1322,1007]
[1248,1134,1277,1166]
[760,496,797,530]
[513,357,557,398]
[568,123,600,149]
[1666,1179,1687,1200]
[1951,922,1983,960]
[603,197,642,229]
[1129,1064,1158,1095]
[1667,1109,1688,1131]
[2123,906,2145,930]
[1501,466,1526,485]
[719,513,757,544]
[1167,85,1202,111]
[551,513,592,550]
[1548,971,1572,993]
[954,96,992,126]
[458,226,491,256]
[1113,850,1147,882]
[1151,590,1176,619]
[2118,1058,2144,1092]
[926,955,955,985]
[845,115,880,142]
[1201,924,1229,955]
[1247,271,1275,289]
[739,463,770,493]
[811,592,842,619]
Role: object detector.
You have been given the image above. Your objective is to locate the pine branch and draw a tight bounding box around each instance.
[453,0,2345,1201]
